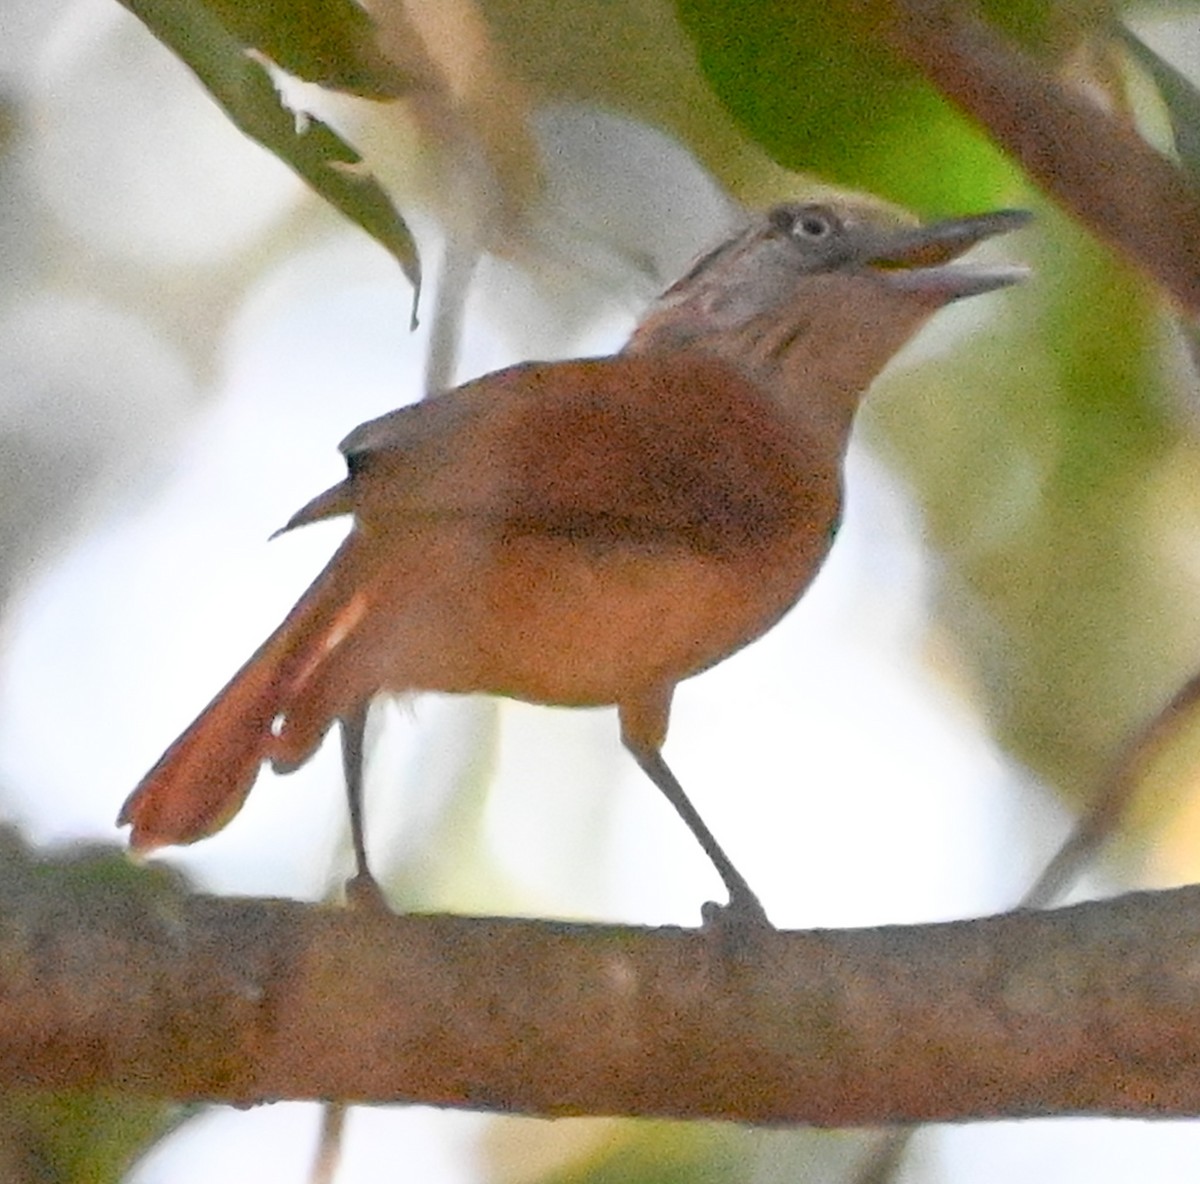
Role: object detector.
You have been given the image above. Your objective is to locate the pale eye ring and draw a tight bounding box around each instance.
[793,210,833,239]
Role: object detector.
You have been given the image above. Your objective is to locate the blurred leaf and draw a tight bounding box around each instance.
[673,0,1025,212]
[477,0,779,209]
[0,1090,180,1184]
[871,206,1176,806]
[1117,25,1200,180]
[976,0,1065,45]
[118,0,421,308]
[201,0,413,97]
[530,1121,750,1184]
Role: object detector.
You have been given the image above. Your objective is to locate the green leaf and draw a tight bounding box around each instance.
[118,0,421,310]
[1,1089,178,1184]
[675,0,1021,212]
[200,0,412,98]
[1117,25,1200,181]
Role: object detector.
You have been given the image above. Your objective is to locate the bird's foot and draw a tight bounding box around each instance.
[344,869,392,915]
[700,886,774,956]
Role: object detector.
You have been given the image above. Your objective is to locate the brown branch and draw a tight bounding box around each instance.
[6,839,1200,1123]
[889,0,1200,316]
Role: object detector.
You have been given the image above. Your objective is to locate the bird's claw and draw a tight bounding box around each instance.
[345,870,392,915]
[700,888,774,956]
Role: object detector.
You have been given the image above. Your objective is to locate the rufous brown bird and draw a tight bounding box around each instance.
[119,200,1029,923]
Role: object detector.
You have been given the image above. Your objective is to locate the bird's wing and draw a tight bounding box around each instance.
[276,392,483,533]
[282,353,837,558]
[470,353,836,557]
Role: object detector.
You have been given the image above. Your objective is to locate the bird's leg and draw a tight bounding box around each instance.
[315,711,378,1184]
[621,696,770,927]
[339,702,388,911]
[629,744,770,926]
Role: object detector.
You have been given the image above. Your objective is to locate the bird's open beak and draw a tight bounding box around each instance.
[869,208,1032,299]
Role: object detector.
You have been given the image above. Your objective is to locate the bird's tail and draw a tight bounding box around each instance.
[117,533,378,853]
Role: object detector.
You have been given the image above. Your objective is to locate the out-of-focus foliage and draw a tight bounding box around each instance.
[483,1117,867,1184]
[474,0,789,202]
[674,0,1020,211]
[1119,24,1200,178]
[116,0,421,298]
[871,209,1175,799]
[200,0,411,97]
[0,1090,179,1184]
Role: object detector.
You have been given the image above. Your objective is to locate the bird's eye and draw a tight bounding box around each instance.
[793,210,834,239]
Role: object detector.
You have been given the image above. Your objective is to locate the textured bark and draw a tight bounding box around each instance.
[4,843,1200,1124]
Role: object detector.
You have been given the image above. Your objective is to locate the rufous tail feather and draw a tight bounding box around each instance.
[117,535,375,852]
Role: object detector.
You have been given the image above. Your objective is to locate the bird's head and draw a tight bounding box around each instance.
[626,200,1030,432]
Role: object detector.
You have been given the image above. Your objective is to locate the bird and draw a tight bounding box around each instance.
[118,199,1029,923]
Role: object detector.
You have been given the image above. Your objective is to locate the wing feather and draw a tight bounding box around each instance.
[320,355,834,558]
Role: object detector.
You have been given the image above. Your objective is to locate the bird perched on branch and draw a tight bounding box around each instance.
[119,200,1029,923]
